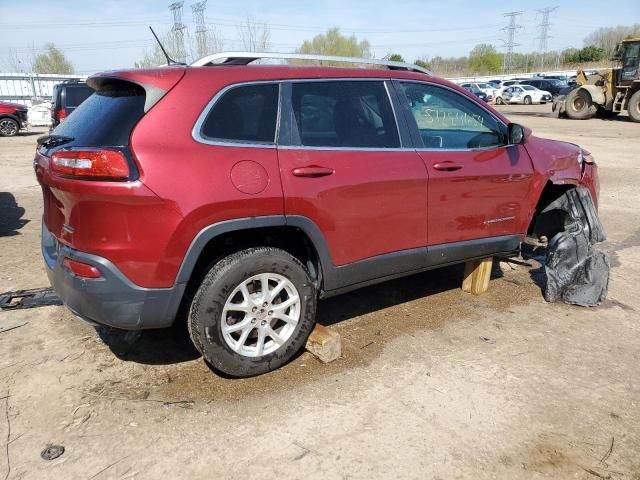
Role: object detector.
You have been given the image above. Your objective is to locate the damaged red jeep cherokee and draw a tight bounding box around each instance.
[35,53,600,377]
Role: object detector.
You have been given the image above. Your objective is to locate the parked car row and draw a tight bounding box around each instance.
[0,79,94,137]
[455,75,571,106]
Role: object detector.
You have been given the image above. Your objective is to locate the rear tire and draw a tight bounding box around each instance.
[565,89,597,120]
[188,247,317,377]
[0,118,19,137]
[628,90,640,123]
[524,96,532,105]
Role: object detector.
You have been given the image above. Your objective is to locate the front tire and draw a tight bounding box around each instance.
[188,247,317,377]
[0,118,19,137]
[524,96,532,105]
[565,89,597,120]
[628,90,640,123]
[495,96,504,105]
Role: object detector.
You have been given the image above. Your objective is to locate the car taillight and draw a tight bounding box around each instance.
[58,108,67,121]
[51,150,130,180]
[63,258,102,279]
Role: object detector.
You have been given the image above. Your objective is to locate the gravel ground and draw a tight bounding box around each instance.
[0,105,638,480]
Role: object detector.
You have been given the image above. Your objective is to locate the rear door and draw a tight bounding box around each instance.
[277,79,428,268]
[394,80,535,245]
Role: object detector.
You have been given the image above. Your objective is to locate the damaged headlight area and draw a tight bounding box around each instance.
[577,150,595,166]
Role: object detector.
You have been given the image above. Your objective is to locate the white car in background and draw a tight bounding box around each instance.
[500,84,553,105]
[493,80,527,104]
[459,82,498,101]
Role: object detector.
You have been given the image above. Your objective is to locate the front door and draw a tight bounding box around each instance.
[394,80,535,246]
[277,79,428,267]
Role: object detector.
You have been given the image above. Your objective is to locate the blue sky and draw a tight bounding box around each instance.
[0,0,638,73]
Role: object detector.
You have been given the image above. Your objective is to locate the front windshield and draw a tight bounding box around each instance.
[547,79,565,86]
[521,85,536,91]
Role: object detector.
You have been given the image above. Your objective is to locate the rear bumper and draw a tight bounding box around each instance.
[42,223,185,330]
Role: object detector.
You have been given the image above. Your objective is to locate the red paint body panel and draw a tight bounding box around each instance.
[278,149,428,265]
[0,101,27,114]
[419,144,535,245]
[36,65,600,290]
[35,151,184,287]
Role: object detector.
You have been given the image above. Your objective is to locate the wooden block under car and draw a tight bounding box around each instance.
[462,257,493,295]
[305,324,341,363]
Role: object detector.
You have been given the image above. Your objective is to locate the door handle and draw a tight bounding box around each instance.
[291,166,335,178]
[433,162,464,172]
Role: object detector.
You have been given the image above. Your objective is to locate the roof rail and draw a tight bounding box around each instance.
[191,51,433,75]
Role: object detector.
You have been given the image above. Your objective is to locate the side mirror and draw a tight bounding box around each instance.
[508,123,526,145]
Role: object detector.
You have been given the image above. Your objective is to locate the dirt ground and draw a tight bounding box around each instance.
[0,105,638,480]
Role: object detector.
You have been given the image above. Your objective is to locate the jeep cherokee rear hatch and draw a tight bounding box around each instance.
[35,68,185,288]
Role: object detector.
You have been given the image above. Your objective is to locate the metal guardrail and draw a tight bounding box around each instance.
[0,73,85,105]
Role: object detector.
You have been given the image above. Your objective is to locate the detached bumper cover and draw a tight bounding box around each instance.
[42,223,185,330]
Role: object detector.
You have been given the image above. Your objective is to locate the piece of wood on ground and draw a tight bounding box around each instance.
[305,324,341,363]
[462,257,493,295]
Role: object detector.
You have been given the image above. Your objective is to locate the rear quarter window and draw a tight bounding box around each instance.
[199,83,279,144]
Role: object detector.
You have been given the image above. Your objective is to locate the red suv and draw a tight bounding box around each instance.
[35,53,600,377]
[0,101,28,137]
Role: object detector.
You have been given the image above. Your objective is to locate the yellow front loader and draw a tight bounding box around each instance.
[562,38,640,122]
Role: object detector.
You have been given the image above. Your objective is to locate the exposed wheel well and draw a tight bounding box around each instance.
[181,226,322,313]
[528,182,575,239]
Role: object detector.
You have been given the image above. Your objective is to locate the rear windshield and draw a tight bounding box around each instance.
[65,86,94,107]
[53,81,145,146]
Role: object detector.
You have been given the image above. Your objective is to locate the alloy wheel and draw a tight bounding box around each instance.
[220,273,300,357]
[0,119,18,136]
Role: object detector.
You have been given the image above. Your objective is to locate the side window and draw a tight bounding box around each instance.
[200,83,279,144]
[288,81,400,148]
[398,82,505,150]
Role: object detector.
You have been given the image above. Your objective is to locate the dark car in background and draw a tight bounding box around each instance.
[519,78,567,97]
[50,80,94,131]
[462,85,489,102]
[0,101,29,137]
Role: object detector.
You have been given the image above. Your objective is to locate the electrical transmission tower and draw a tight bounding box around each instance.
[501,11,524,74]
[536,6,558,70]
[169,1,187,63]
[191,0,208,58]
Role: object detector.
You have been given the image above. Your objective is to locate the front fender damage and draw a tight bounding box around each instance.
[542,187,609,306]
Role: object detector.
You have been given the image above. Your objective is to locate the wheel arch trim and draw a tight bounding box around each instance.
[174,215,336,287]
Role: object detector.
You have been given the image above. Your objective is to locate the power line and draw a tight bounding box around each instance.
[536,6,558,69]
[169,1,187,63]
[501,11,524,74]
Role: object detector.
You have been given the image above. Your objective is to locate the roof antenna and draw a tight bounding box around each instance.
[149,26,184,66]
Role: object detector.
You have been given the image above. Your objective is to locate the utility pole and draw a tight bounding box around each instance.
[536,6,558,70]
[169,1,187,64]
[501,11,524,74]
[191,0,208,58]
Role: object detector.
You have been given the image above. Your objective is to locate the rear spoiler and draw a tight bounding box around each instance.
[87,67,186,112]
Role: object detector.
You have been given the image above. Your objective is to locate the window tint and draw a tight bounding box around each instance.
[289,81,399,148]
[399,82,505,150]
[53,81,145,146]
[65,86,94,107]
[201,83,279,144]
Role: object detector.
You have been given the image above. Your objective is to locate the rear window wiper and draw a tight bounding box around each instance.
[37,134,74,148]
